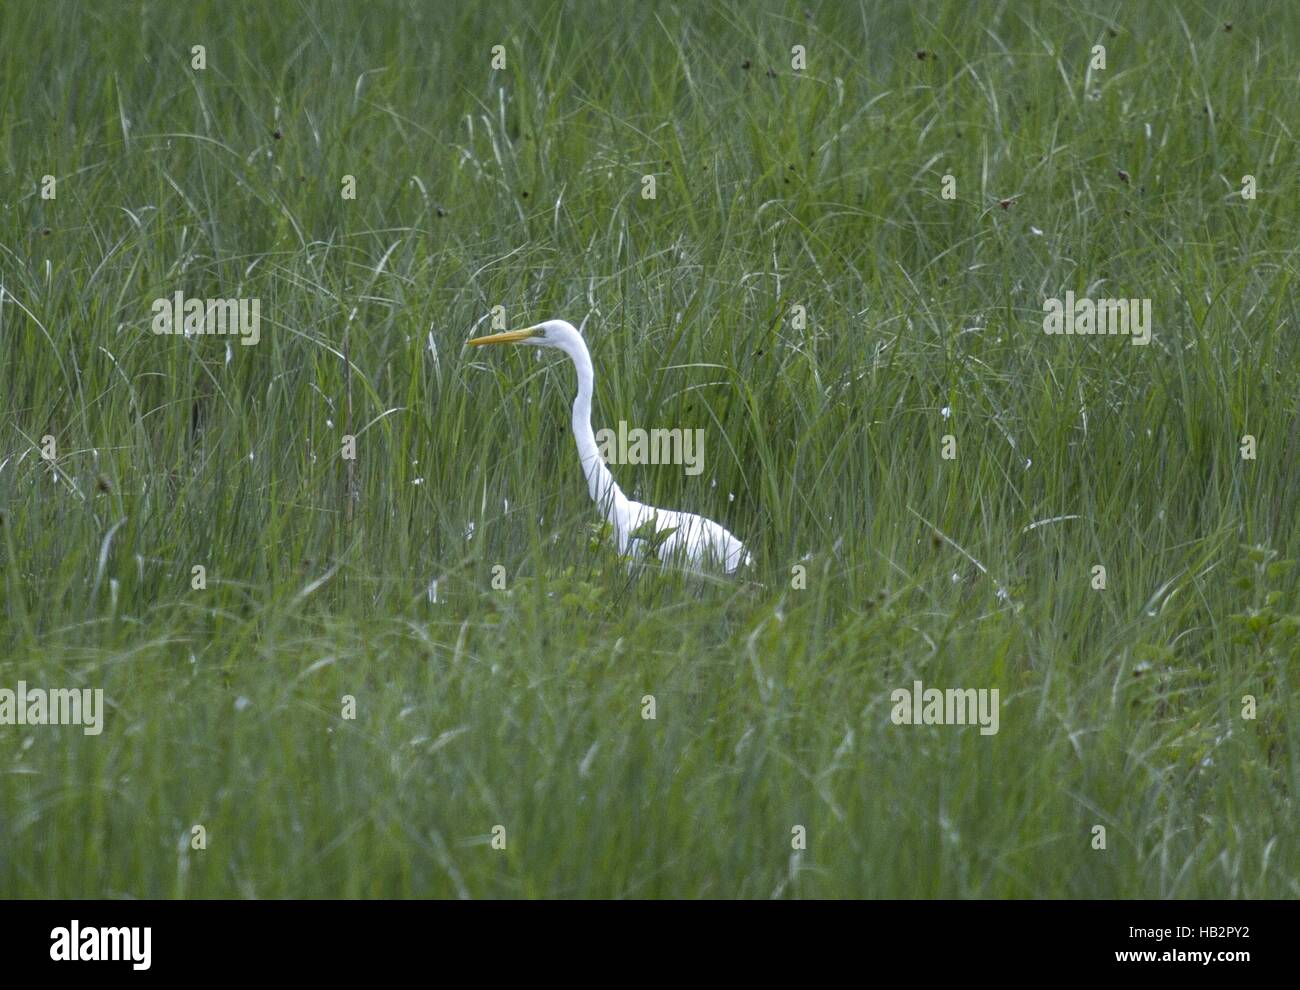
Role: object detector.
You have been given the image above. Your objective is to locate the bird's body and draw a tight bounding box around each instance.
[469,319,751,574]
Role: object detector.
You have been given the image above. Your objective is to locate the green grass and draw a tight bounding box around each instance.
[1,0,1298,897]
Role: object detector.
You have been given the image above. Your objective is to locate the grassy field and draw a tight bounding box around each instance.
[1,0,1297,898]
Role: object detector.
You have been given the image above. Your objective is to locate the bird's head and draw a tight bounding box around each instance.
[467,319,584,358]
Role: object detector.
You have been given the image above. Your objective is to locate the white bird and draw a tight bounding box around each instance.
[468,319,752,574]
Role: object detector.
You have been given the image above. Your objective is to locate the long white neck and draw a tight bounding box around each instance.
[565,338,629,524]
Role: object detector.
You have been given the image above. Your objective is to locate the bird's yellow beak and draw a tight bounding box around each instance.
[467,325,541,346]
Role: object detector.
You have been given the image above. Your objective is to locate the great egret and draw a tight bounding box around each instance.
[468,319,752,574]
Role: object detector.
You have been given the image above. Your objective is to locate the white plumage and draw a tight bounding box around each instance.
[469,319,751,574]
